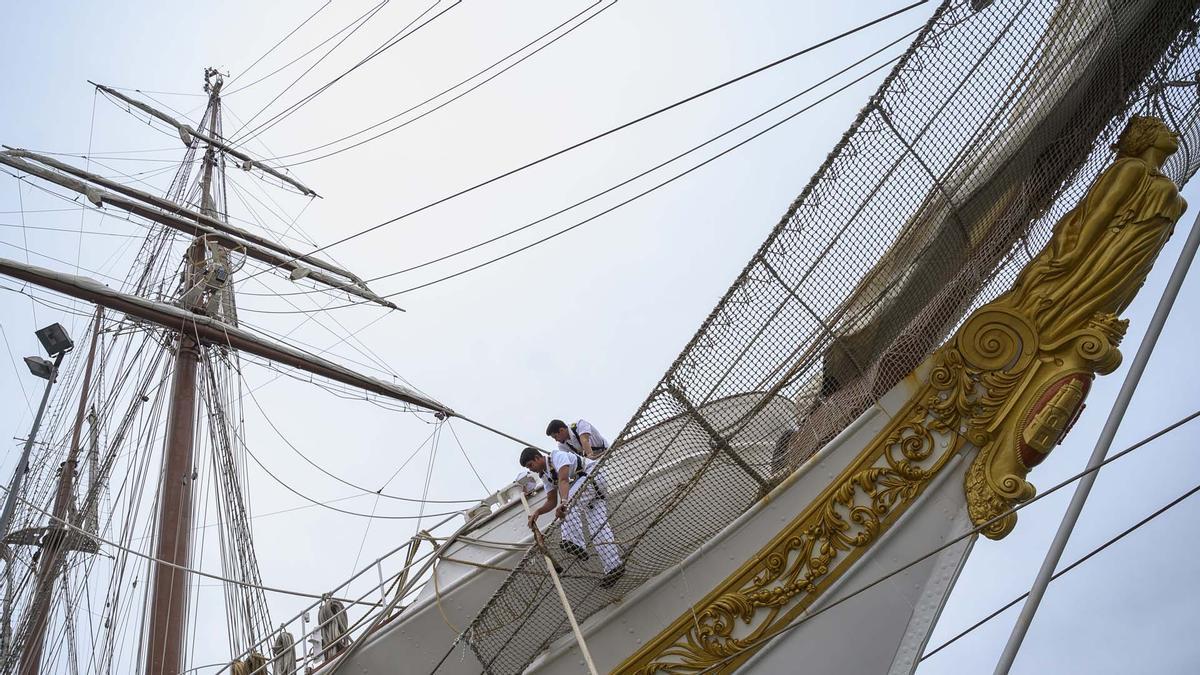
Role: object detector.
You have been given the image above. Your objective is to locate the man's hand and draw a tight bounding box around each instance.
[527,512,539,530]
[556,503,568,520]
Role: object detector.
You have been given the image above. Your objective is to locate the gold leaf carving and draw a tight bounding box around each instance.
[620,117,1186,673]
[624,399,961,674]
[960,116,1185,538]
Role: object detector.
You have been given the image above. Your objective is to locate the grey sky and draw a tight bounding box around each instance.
[1,1,1197,672]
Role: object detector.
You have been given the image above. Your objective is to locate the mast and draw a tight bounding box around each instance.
[0,66,452,674]
[18,309,102,675]
[84,409,98,535]
[144,69,221,675]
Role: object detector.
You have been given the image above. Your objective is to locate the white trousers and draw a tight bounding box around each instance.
[562,477,622,574]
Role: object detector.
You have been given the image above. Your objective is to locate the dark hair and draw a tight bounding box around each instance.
[519,447,542,467]
[545,419,568,436]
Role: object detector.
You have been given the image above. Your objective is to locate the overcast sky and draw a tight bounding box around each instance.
[1,1,1198,672]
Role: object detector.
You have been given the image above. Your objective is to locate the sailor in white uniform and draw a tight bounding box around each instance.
[546,418,608,458]
[520,446,624,587]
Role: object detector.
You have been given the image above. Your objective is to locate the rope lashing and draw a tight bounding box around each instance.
[318,595,351,660]
[271,627,296,675]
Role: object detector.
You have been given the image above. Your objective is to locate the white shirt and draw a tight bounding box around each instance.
[541,449,596,494]
[557,418,608,456]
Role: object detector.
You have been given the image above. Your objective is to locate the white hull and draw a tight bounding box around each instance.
[337,363,978,673]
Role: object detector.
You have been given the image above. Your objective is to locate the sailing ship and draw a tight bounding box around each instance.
[2,1,1199,674]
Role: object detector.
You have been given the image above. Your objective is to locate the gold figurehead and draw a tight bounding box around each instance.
[954,115,1185,538]
[620,117,1187,674]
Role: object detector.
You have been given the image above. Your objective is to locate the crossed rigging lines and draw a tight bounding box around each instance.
[83,2,929,297]
[3,6,1200,669]
[249,25,924,313]
[3,2,931,490]
[0,0,937,531]
[231,1,934,294]
[258,0,621,165]
[1,3,938,513]
[12,2,931,316]
[5,394,1197,663]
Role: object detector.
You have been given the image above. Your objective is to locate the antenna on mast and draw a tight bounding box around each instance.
[203,66,226,96]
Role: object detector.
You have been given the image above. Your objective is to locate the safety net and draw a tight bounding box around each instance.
[460,1,1200,672]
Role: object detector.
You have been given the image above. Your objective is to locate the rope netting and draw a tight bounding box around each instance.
[462,1,1200,671]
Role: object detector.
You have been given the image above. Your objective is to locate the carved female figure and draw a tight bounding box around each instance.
[1004,115,1187,340]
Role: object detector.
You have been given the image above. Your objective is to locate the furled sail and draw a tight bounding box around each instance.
[0,256,446,414]
[91,82,319,197]
[0,150,396,309]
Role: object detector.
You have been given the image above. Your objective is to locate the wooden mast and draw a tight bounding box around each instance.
[18,308,103,675]
[144,70,222,675]
[0,66,453,674]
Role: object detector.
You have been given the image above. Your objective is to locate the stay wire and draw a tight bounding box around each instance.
[203,302,476,518]
[448,420,492,494]
[0,283,100,321]
[0,481,401,605]
[236,0,931,284]
[694,407,1200,673]
[263,24,920,300]
[209,330,469,521]
[256,41,909,311]
[919,479,1200,663]
[238,377,480,503]
[415,422,443,534]
[0,236,132,286]
[223,0,392,140]
[226,1,334,89]
[71,88,99,333]
[223,1,385,97]
[0,321,34,416]
[14,176,36,326]
[0,222,145,239]
[230,0,461,146]
[270,0,617,164]
[349,493,383,575]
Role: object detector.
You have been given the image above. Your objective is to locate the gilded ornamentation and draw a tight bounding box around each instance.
[622,394,963,674]
[620,117,1187,673]
[961,115,1184,539]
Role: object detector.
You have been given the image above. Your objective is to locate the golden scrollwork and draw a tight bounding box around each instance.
[620,117,1186,673]
[959,114,1185,539]
[621,392,964,674]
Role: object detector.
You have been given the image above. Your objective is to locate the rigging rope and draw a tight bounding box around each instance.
[0,321,35,416]
[234,1,932,286]
[225,1,334,90]
[448,421,491,494]
[253,24,920,304]
[267,0,619,165]
[238,377,480,503]
[224,0,394,141]
[229,0,462,146]
[250,46,909,313]
[919,479,1200,663]
[0,480,440,604]
[223,401,467,520]
[223,1,383,98]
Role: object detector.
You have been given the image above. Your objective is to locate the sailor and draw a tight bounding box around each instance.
[520,446,625,587]
[546,418,609,459]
